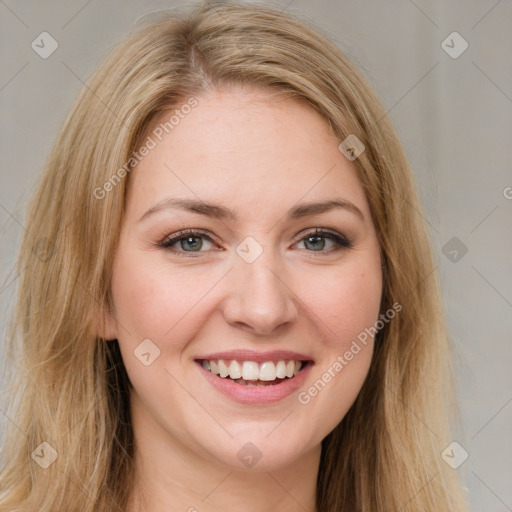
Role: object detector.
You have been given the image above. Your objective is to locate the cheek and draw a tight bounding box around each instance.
[109,251,207,400]
[111,250,205,339]
[298,260,383,348]
[293,263,382,434]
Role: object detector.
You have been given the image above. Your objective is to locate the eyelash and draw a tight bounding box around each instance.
[157,228,353,258]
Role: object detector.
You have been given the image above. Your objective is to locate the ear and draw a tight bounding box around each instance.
[92,302,118,341]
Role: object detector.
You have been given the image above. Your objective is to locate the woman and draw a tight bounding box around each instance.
[0,1,467,510]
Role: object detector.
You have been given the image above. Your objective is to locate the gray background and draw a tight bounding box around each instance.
[1,1,511,510]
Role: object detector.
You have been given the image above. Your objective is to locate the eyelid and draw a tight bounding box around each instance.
[159,228,220,246]
[294,228,354,251]
[157,227,353,257]
[292,227,348,243]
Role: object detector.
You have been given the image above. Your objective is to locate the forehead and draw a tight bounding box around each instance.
[126,85,370,223]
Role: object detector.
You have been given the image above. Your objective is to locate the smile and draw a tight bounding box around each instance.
[200,359,304,385]
[195,352,314,404]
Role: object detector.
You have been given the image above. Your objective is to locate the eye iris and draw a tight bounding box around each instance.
[181,236,202,251]
[305,236,325,251]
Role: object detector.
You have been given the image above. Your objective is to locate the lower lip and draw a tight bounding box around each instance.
[196,361,313,405]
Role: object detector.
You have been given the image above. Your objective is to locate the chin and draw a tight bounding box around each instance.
[195,428,318,473]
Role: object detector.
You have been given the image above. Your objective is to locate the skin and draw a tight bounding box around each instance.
[101,84,383,512]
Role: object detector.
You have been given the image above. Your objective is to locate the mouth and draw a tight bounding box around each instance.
[194,349,315,404]
[196,358,313,386]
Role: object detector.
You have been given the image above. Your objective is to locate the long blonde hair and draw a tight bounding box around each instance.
[0,1,466,510]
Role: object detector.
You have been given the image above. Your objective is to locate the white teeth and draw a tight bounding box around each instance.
[210,360,219,375]
[228,360,242,379]
[275,360,287,379]
[218,359,230,378]
[202,359,306,381]
[259,361,276,381]
[242,361,260,381]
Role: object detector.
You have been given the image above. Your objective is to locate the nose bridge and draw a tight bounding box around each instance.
[222,238,298,334]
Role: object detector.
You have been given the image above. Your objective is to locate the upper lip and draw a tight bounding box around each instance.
[195,349,314,363]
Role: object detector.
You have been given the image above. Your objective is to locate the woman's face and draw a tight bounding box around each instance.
[104,85,383,471]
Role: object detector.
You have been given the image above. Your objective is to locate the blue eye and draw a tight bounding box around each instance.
[296,228,353,252]
[158,228,353,258]
[158,229,215,254]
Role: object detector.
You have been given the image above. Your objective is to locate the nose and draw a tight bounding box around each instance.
[221,248,299,336]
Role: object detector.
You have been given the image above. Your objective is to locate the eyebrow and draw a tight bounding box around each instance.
[138,197,365,223]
